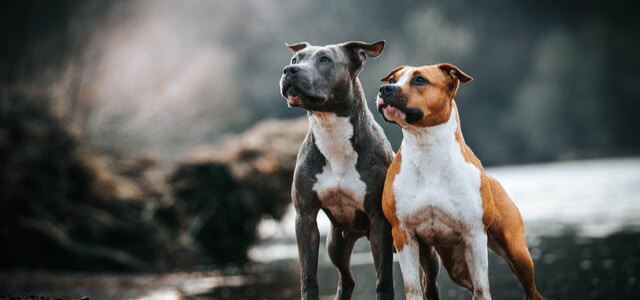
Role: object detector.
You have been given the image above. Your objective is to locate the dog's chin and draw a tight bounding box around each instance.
[376,97,403,124]
[380,104,407,125]
[285,88,327,109]
[283,88,304,107]
[286,94,302,107]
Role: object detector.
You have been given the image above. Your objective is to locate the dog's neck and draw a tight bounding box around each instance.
[401,104,461,162]
[308,77,373,144]
[307,91,360,172]
[340,77,367,118]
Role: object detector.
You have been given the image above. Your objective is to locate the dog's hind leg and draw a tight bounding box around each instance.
[504,243,542,300]
[486,179,542,300]
[488,224,542,300]
[327,224,358,300]
[419,241,441,300]
[488,230,542,300]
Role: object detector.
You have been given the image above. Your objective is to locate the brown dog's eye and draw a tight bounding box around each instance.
[388,76,396,84]
[413,75,429,85]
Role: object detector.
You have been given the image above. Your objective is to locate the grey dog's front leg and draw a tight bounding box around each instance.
[369,213,395,300]
[296,209,320,299]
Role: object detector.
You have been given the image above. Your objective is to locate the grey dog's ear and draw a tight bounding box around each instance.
[342,40,385,63]
[285,42,310,54]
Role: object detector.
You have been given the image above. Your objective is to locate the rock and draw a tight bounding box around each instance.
[167,117,307,266]
[209,117,307,220]
[1,91,307,271]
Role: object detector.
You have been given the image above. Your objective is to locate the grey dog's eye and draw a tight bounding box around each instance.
[291,57,297,64]
[320,56,331,63]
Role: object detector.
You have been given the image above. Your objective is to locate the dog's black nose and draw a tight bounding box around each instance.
[379,84,395,97]
[283,65,300,76]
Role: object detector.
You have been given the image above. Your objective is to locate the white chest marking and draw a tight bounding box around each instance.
[394,108,484,243]
[309,112,367,215]
[395,67,414,85]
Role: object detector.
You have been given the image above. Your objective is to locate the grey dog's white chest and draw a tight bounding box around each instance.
[309,112,367,223]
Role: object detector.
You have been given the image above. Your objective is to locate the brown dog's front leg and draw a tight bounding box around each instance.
[296,209,320,300]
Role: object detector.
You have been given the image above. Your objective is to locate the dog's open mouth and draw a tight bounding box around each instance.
[377,96,397,116]
[380,104,405,122]
[286,87,326,106]
[286,89,302,105]
[377,97,400,122]
[377,96,423,124]
[377,101,390,110]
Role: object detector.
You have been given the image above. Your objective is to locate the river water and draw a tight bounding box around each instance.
[243,157,640,300]
[3,158,639,299]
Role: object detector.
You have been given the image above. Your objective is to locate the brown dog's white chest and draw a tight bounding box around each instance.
[392,109,486,244]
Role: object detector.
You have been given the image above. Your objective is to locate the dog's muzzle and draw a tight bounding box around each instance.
[376,84,424,123]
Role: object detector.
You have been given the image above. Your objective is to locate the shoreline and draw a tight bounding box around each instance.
[2,227,639,300]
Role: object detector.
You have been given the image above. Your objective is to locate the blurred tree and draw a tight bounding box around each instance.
[3,0,640,165]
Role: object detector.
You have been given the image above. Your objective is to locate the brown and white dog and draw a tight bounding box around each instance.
[376,63,542,300]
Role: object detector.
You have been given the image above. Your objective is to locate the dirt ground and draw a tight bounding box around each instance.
[0,262,299,300]
[3,230,640,300]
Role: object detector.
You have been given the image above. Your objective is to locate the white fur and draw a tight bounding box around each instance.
[309,112,367,226]
[380,67,413,128]
[396,239,423,300]
[395,66,414,85]
[394,107,491,299]
[394,108,484,231]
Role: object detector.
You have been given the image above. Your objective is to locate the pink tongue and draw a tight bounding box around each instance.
[288,95,301,104]
[385,105,398,114]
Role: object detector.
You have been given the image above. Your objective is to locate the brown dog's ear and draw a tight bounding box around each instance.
[285,42,310,54]
[438,63,473,83]
[343,40,386,63]
[380,65,406,82]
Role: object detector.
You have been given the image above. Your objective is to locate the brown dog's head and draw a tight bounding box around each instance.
[376,63,472,128]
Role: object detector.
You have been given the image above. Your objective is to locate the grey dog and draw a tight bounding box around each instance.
[279,40,395,299]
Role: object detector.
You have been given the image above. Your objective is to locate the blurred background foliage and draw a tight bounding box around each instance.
[3,0,638,165]
[1,0,639,271]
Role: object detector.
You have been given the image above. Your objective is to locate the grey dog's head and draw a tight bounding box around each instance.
[279,40,385,115]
